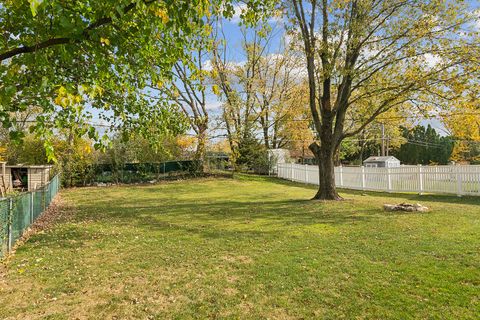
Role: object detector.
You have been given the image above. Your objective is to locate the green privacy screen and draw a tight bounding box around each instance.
[0,199,8,258]
[65,160,201,186]
[0,174,60,258]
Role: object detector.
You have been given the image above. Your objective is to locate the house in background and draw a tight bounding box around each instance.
[288,148,316,165]
[363,156,401,168]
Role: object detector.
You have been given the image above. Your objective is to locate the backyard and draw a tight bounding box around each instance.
[0,175,479,319]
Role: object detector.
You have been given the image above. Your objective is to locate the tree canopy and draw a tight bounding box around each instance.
[0,0,275,160]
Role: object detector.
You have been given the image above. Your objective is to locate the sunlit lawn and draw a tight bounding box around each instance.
[0,175,479,319]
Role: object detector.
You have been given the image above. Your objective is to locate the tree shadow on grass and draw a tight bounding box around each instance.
[259,176,480,206]
[73,196,375,236]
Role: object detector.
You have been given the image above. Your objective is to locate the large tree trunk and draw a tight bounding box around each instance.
[262,124,270,150]
[309,142,343,201]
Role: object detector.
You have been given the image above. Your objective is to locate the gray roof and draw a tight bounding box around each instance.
[363,156,399,163]
[6,165,53,169]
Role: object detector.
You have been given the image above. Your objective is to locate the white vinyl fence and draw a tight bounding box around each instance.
[277,163,480,196]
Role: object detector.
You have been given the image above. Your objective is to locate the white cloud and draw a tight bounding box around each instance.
[202,59,246,72]
[205,100,223,110]
[424,53,442,68]
[203,59,213,71]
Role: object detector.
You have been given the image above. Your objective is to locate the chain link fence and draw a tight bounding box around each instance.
[0,174,60,258]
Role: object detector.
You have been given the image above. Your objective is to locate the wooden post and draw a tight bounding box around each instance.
[290,163,294,181]
[304,164,308,183]
[0,162,5,196]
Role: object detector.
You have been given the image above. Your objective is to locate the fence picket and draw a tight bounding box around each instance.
[456,166,463,197]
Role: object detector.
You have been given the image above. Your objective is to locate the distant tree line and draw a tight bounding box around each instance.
[394,125,454,165]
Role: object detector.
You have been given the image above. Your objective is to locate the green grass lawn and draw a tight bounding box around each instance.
[1,175,479,319]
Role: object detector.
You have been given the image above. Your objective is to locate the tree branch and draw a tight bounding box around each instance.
[0,1,153,62]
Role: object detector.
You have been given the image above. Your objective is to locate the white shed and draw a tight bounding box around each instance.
[1,164,53,192]
[363,156,400,168]
[268,149,292,165]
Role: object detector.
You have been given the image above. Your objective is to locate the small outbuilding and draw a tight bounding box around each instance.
[363,156,400,168]
[0,163,53,193]
[268,149,291,165]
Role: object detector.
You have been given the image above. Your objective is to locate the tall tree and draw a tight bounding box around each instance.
[149,30,213,171]
[285,0,479,199]
[254,42,307,149]
[211,27,269,167]
[212,23,310,167]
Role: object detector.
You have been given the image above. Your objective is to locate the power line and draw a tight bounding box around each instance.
[226,112,480,122]
[274,136,480,145]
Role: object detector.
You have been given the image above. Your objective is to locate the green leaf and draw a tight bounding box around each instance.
[29,0,44,17]
[44,141,57,163]
[9,130,25,142]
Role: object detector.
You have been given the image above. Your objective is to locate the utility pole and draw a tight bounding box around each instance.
[381,123,385,156]
[386,135,390,156]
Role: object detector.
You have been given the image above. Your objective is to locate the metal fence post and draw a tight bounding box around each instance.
[7,197,13,253]
[418,165,423,195]
[30,191,34,224]
[43,187,46,211]
[361,166,366,191]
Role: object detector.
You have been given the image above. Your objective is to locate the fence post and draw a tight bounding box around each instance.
[339,165,344,187]
[43,187,46,211]
[290,163,294,181]
[418,165,424,195]
[361,166,366,191]
[7,197,13,253]
[456,165,463,197]
[387,167,392,192]
[30,191,34,224]
[304,164,308,183]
